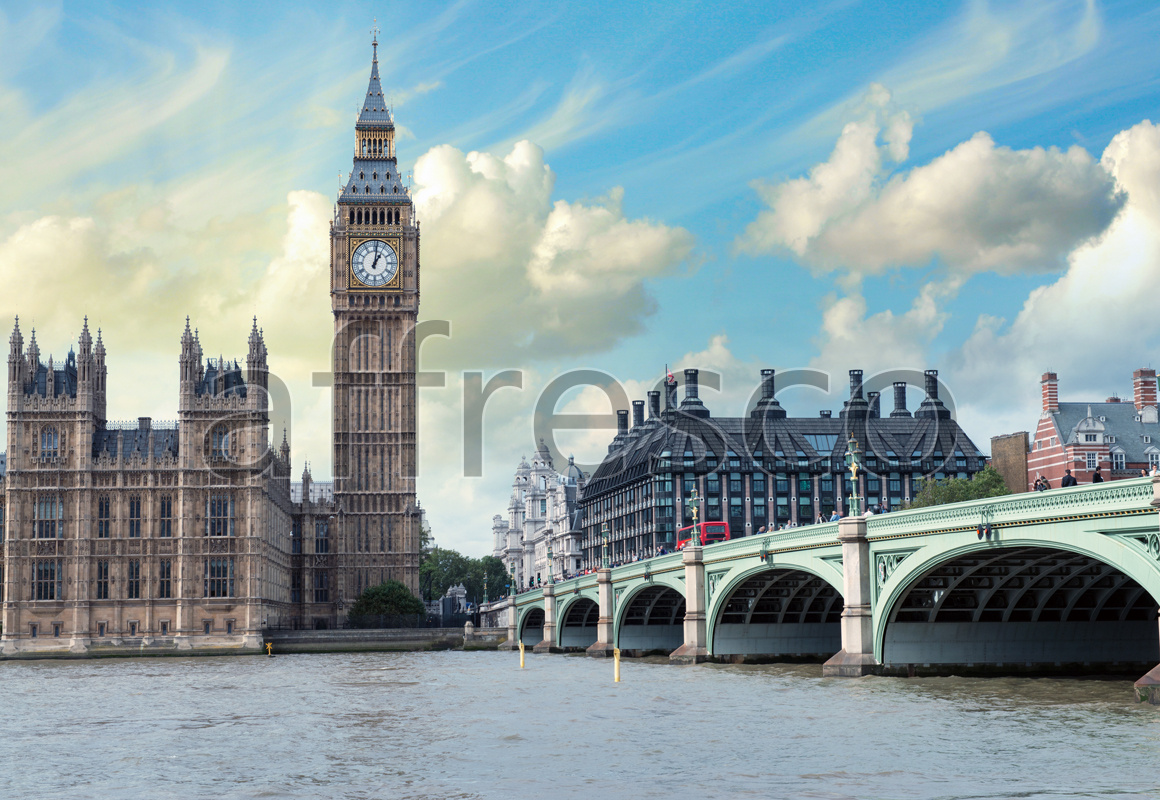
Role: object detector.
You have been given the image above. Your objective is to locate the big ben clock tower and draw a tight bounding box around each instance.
[330,29,420,598]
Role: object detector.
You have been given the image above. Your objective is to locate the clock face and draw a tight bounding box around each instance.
[351,239,398,287]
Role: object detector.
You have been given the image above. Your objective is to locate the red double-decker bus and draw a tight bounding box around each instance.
[676,521,730,550]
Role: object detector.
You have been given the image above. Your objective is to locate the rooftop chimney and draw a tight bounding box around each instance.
[916,369,950,419]
[839,368,869,419]
[647,390,661,419]
[679,368,710,418]
[631,400,645,429]
[819,410,832,418]
[1133,368,1157,412]
[867,391,880,419]
[890,381,911,418]
[849,369,864,400]
[138,417,152,431]
[752,368,787,419]
[1041,371,1059,414]
[609,409,630,454]
[1107,395,1122,403]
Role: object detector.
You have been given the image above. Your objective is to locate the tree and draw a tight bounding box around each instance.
[908,465,1011,509]
[418,547,510,605]
[419,546,472,603]
[348,580,426,618]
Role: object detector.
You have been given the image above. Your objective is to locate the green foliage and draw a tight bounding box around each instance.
[908,465,1011,509]
[347,579,426,618]
[419,547,510,604]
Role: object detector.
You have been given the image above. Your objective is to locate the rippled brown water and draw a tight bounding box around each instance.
[1,651,1158,799]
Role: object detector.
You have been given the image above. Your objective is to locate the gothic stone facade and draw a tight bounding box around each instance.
[491,441,586,591]
[0,38,421,654]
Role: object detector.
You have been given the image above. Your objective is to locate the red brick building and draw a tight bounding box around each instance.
[1026,369,1160,489]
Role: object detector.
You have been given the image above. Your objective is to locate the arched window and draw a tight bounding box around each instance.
[351,185,357,193]
[211,425,229,460]
[359,171,364,180]
[40,427,59,458]
[365,184,371,194]
[372,172,377,180]
[357,209,363,224]
[379,186,385,194]
[349,209,354,224]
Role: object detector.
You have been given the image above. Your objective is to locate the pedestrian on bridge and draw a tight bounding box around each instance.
[1061,469,1078,488]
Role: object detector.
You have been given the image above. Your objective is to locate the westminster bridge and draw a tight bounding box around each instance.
[480,477,1160,701]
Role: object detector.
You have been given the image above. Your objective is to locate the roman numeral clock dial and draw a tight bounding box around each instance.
[351,239,398,288]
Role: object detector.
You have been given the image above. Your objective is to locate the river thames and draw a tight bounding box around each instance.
[1,650,1157,799]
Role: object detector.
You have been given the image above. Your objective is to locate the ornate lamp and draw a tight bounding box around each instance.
[546,541,555,585]
[845,436,863,517]
[601,522,610,569]
[687,488,702,546]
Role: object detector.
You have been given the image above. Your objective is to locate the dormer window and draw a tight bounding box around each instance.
[372,172,377,180]
[351,185,358,193]
[359,171,364,179]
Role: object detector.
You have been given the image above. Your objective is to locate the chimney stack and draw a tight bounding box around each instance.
[679,368,710,418]
[849,369,864,400]
[631,400,645,429]
[1133,368,1157,411]
[752,368,787,419]
[867,391,880,419]
[890,381,910,418]
[616,409,629,436]
[916,369,949,419]
[647,390,661,419]
[1041,371,1059,414]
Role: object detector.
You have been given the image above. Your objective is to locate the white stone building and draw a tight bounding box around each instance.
[492,441,585,590]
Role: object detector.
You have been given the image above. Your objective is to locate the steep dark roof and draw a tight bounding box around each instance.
[1049,402,1160,463]
[28,352,78,398]
[197,359,246,398]
[583,408,983,498]
[93,425,179,460]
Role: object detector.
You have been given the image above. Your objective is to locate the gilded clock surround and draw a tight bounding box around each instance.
[348,235,402,291]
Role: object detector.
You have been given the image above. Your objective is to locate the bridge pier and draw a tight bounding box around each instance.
[533,585,562,653]
[670,544,709,664]
[823,516,880,677]
[586,568,616,657]
[498,598,518,650]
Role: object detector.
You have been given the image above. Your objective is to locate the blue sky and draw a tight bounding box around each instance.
[3,1,1160,553]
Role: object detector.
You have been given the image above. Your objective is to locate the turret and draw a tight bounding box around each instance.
[8,317,24,394]
[247,317,268,395]
[93,328,107,419]
[26,328,40,380]
[77,317,93,392]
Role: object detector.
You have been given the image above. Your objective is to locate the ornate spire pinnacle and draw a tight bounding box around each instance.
[79,315,92,353]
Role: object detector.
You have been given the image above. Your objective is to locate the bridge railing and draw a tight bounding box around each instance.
[865,476,1157,538]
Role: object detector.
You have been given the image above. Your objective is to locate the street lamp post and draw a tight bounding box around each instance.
[687,488,702,546]
[845,436,863,517]
[483,575,488,605]
[546,542,554,585]
[601,522,610,569]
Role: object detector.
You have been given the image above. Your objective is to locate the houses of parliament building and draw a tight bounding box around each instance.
[0,35,421,655]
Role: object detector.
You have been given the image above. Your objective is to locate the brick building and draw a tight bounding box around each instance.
[1020,369,1160,490]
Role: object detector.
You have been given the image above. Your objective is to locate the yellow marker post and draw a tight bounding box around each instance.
[519,640,525,669]
[613,648,621,682]
[265,642,273,657]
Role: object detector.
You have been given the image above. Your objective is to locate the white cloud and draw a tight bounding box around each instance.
[415,139,694,366]
[739,85,1123,279]
[952,120,1160,422]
